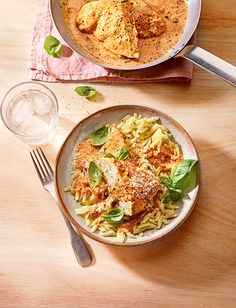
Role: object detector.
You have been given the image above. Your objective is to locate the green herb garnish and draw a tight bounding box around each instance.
[163,190,180,204]
[102,208,124,223]
[171,159,198,189]
[160,176,174,190]
[116,147,129,160]
[161,159,198,204]
[88,161,102,186]
[75,86,97,99]
[90,125,110,146]
[104,147,129,160]
[160,176,181,193]
[44,35,62,57]
[104,153,115,158]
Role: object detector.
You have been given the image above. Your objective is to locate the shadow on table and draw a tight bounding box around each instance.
[111,79,230,106]
[106,138,236,288]
[38,116,76,162]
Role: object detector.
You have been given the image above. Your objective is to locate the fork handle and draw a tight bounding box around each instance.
[47,184,92,266]
[62,213,93,267]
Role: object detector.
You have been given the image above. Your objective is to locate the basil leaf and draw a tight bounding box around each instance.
[88,161,102,186]
[75,86,96,98]
[116,147,129,160]
[171,159,198,189]
[163,194,171,204]
[90,125,110,146]
[160,176,182,193]
[160,176,173,189]
[104,153,115,158]
[163,190,180,204]
[44,35,62,57]
[102,208,124,223]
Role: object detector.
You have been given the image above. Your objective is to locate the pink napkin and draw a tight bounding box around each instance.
[29,0,195,83]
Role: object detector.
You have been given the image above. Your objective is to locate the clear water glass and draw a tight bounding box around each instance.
[1,82,59,145]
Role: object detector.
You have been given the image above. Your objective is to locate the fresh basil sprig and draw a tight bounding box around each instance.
[102,208,124,223]
[88,161,102,186]
[104,153,115,158]
[161,159,198,204]
[116,147,129,160]
[75,86,97,99]
[44,35,62,57]
[90,125,110,146]
[161,176,174,190]
[171,159,197,189]
[160,176,181,204]
[163,190,180,204]
[160,176,181,193]
[104,147,129,160]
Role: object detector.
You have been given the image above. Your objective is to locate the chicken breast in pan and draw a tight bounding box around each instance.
[76,0,167,59]
[132,0,166,38]
[64,0,188,66]
[76,1,100,33]
[94,0,139,59]
[77,0,139,59]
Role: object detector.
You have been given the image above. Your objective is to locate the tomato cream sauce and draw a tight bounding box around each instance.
[61,0,188,66]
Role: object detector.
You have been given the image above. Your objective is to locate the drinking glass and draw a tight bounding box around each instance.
[1,82,59,145]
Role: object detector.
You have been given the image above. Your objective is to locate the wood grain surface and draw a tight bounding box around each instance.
[0,0,236,307]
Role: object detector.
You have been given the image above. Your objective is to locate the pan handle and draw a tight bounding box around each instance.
[182,46,236,86]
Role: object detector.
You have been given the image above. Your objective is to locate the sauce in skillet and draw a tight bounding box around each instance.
[61,0,188,66]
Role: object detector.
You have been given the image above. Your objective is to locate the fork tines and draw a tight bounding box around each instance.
[30,148,54,185]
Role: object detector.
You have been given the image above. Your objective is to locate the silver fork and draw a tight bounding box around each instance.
[30,147,92,267]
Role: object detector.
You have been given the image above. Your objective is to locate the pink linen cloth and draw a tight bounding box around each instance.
[29,0,195,83]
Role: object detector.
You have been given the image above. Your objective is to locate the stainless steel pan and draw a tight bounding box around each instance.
[50,0,236,86]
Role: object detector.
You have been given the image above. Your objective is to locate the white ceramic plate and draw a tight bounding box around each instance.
[55,105,200,246]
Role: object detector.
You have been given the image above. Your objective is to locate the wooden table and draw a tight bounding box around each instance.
[0,0,236,307]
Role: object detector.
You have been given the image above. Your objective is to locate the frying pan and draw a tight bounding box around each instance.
[50,0,236,86]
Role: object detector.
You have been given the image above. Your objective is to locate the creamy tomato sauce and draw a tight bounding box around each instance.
[61,0,188,66]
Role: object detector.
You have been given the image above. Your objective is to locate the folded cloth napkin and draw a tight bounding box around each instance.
[29,0,195,83]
